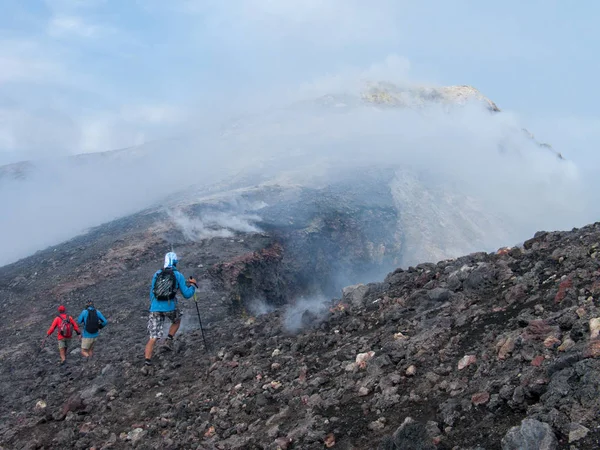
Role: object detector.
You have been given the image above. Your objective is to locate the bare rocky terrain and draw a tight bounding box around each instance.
[2,186,600,448]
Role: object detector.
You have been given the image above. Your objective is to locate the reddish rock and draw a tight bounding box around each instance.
[471,392,490,405]
[591,279,600,296]
[62,394,84,416]
[504,284,526,304]
[555,278,573,303]
[584,340,600,358]
[531,355,545,367]
[543,336,561,349]
[522,320,558,341]
[324,433,336,448]
[458,355,476,370]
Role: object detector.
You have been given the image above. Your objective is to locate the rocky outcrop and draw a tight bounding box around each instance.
[361,83,501,112]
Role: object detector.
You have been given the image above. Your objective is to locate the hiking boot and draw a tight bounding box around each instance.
[144,359,153,366]
[163,339,174,351]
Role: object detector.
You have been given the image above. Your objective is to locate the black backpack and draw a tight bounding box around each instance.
[85,308,100,334]
[153,268,178,300]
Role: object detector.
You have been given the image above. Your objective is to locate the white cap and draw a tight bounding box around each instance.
[164,252,178,268]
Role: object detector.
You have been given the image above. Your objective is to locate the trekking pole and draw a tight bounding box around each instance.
[193,291,209,352]
[34,335,49,361]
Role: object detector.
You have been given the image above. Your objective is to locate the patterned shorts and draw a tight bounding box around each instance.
[147,310,182,339]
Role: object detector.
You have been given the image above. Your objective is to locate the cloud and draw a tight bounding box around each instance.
[217,0,400,46]
[1,1,600,270]
[0,40,63,84]
[120,105,184,125]
[47,15,104,38]
[0,69,590,267]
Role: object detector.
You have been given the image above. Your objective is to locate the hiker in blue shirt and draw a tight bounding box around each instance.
[144,252,197,366]
[77,300,108,358]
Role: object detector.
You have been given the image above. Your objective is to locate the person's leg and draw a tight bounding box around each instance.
[168,321,181,337]
[167,309,182,338]
[163,310,182,350]
[58,338,71,363]
[59,347,66,362]
[144,338,157,360]
[63,338,71,361]
[81,338,92,357]
[145,313,164,363]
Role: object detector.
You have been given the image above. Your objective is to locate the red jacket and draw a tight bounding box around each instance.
[47,314,80,340]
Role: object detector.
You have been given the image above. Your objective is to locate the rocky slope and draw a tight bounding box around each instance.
[3,219,600,449]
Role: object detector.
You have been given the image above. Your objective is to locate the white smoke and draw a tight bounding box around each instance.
[283,296,331,333]
[246,297,277,317]
[0,89,590,267]
[168,209,262,242]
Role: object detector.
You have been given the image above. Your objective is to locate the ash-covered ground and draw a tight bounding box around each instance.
[2,187,600,449]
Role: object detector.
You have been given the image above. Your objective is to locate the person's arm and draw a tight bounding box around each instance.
[70,316,81,335]
[47,317,58,335]
[77,311,86,324]
[176,271,196,299]
[98,311,108,326]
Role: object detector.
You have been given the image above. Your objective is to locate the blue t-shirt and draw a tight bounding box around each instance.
[77,307,108,338]
[149,268,196,313]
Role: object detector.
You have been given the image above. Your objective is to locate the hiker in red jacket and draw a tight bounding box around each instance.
[47,305,81,365]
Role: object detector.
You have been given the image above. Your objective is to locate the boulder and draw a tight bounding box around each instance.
[501,419,557,450]
[342,284,370,307]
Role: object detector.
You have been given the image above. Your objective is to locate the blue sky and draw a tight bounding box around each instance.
[1,0,598,163]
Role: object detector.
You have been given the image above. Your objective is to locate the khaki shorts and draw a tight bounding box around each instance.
[58,338,72,349]
[81,337,97,350]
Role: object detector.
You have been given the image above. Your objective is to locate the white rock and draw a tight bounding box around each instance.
[569,422,590,443]
[355,351,375,368]
[345,363,357,372]
[127,428,145,442]
[457,354,476,370]
[589,318,600,339]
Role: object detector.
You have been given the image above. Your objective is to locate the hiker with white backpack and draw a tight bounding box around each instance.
[46,305,81,365]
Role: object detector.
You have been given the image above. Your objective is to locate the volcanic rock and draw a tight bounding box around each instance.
[501,419,557,450]
[5,215,600,448]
